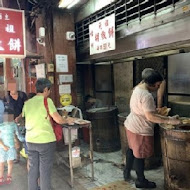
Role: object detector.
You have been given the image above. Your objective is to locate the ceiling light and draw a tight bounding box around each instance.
[59,0,80,9]
[59,0,73,8]
[67,0,80,9]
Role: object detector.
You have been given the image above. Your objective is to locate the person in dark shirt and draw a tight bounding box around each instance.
[4,80,27,163]
[84,95,103,110]
[4,91,27,120]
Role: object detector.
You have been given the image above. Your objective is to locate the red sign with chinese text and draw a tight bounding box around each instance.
[0,8,25,58]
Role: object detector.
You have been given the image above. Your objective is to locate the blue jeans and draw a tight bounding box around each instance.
[27,142,56,190]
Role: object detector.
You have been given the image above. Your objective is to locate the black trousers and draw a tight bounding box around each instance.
[125,148,145,182]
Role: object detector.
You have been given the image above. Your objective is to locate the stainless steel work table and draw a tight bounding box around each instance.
[62,122,94,188]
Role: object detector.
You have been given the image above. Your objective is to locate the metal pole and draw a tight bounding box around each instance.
[89,123,94,180]
[68,127,74,187]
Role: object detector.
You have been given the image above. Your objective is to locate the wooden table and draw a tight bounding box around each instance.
[62,121,94,188]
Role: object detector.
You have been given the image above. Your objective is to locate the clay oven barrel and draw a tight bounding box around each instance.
[160,123,190,190]
[118,112,129,164]
[86,106,120,152]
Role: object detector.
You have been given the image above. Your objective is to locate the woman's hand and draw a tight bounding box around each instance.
[14,136,21,149]
[168,116,181,125]
[156,106,171,116]
[15,117,20,123]
[15,114,22,123]
[66,117,76,125]
[3,145,10,151]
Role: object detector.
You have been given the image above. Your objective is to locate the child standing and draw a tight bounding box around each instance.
[0,109,24,185]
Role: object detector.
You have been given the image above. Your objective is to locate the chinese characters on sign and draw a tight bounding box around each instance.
[56,54,68,72]
[0,8,25,58]
[59,74,73,83]
[59,84,71,95]
[35,64,46,79]
[89,13,115,55]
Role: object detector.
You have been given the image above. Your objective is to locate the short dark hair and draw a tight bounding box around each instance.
[84,95,93,103]
[143,70,163,86]
[35,78,52,93]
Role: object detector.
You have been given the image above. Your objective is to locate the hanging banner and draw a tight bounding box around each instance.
[89,13,115,55]
[0,8,26,58]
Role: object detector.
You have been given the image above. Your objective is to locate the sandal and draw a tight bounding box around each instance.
[6,176,12,184]
[13,159,20,164]
[0,177,4,185]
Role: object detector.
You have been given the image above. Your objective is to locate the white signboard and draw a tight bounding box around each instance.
[59,74,73,83]
[59,84,71,94]
[35,64,46,79]
[56,54,68,72]
[89,13,115,55]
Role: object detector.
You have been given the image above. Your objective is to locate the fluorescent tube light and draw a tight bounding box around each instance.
[67,0,80,9]
[59,0,74,8]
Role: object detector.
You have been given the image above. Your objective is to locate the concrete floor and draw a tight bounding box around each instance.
[76,143,165,190]
[0,143,165,190]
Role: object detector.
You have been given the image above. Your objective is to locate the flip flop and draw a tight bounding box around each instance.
[6,176,12,185]
[0,177,4,185]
